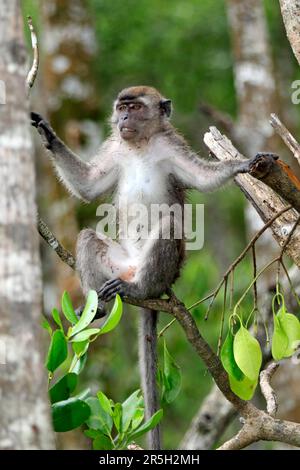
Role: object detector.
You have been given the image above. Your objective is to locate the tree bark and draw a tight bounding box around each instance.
[0,0,54,449]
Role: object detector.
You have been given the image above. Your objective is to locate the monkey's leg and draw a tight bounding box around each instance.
[76,229,136,317]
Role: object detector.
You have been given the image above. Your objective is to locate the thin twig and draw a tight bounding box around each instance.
[25,16,73,269]
[38,218,76,269]
[198,205,292,319]
[279,214,300,259]
[252,245,258,312]
[26,16,39,92]
[158,318,176,338]
[280,260,300,307]
[217,278,227,356]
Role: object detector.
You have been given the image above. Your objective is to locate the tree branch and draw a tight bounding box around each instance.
[270,113,300,167]
[38,217,76,269]
[204,126,300,267]
[38,223,300,449]
[260,363,279,418]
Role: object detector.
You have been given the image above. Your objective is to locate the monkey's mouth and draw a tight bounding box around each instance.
[120,126,136,138]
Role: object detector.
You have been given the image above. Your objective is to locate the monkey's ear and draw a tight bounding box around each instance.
[160,99,172,117]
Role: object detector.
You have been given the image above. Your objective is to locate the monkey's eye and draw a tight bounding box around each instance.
[131,103,143,111]
[118,104,127,112]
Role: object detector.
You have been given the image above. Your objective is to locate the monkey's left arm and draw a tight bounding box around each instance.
[31,112,118,201]
[171,148,276,192]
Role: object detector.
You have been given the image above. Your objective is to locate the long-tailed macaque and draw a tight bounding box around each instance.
[31,85,274,449]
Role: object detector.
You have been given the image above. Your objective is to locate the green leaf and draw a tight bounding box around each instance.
[61,291,78,324]
[92,433,113,450]
[52,397,90,432]
[122,389,143,432]
[161,341,182,403]
[233,325,262,381]
[69,290,98,337]
[52,308,63,330]
[41,318,52,337]
[97,390,113,416]
[76,388,91,401]
[221,329,244,382]
[70,353,87,375]
[85,397,113,434]
[272,314,289,361]
[99,294,123,335]
[46,330,68,373]
[278,313,300,357]
[84,429,100,439]
[112,403,123,433]
[71,328,100,342]
[229,374,258,401]
[72,340,89,357]
[49,373,77,404]
[128,409,163,441]
[131,408,144,430]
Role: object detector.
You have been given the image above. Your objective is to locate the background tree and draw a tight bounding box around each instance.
[0,0,54,450]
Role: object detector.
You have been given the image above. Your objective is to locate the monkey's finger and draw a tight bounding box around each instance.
[99,286,122,301]
[97,278,122,296]
[30,112,44,125]
[253,152,279,163]
[98,284,123,301]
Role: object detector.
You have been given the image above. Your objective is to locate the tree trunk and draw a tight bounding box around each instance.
[0,0,54,449]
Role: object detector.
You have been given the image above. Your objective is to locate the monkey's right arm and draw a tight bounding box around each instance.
[169,139,278,192]
[31,112,118,201]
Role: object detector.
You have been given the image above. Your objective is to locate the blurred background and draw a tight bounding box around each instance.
[21,0,300,449]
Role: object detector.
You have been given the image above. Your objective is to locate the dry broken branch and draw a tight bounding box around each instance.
[248,154,300,214]
[270,113,300,167]
[260,363,279,418]
[204,126,300,267]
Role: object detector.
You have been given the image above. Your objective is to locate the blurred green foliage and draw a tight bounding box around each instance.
[22,0,300,449]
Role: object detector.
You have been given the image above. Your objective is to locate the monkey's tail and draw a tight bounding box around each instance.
[139,308,161,450]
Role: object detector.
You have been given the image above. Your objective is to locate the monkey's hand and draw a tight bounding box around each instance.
[238,152,279,174]
[31,112,57,150]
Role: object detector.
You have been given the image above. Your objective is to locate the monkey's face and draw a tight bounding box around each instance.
[111,86,172,142]
[116,101,150,141]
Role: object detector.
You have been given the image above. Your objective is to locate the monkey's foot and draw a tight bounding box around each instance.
[75,301,107,320]
[97,278,129,302]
